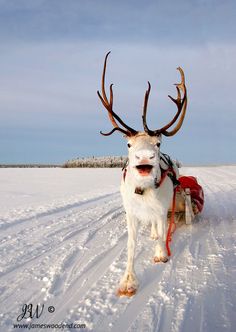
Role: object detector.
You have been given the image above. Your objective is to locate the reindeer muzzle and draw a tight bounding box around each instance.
[136,164,153,176]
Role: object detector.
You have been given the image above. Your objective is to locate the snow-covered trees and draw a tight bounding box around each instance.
[63,156,127,168]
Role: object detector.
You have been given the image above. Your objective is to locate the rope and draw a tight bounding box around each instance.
[166,187,177,256]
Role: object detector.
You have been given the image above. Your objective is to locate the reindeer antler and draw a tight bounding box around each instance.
[97,52,138,137]
[142,67,187,136]
[98,53,187,137]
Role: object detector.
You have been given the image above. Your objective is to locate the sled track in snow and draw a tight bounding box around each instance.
[0,195,121,278]
[0,166,235,332]
[0,191,120,233]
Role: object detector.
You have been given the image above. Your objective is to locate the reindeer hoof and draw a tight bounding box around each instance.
[154,256,160,263]
[117,287,137,297]
[161,257,169,263]
[154,256,169,264]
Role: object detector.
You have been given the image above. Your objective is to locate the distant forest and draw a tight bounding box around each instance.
[0,164,60,168]
[63,156,128,168]
[0,157,128,168]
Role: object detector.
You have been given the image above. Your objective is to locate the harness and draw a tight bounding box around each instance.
[122,153,179,256]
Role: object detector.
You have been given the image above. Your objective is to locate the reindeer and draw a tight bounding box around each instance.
[97,52,187,297]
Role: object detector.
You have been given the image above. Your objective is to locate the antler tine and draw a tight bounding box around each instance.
[161,97,187,136]
[98,51,119,128]
[142,82,153,134]
[100,127,131,136]
[97,52,138,136]
[101,52,110,105]
[160,67,187,136]
[154,86,183,133]
[152,67,187,136]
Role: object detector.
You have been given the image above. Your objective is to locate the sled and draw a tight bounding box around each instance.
[168,176,204,225]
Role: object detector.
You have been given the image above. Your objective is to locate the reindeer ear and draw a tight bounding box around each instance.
[157,134,162,143]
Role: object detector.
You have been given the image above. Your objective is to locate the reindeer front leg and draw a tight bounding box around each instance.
[118,214,139,297]
[154,213,169,263]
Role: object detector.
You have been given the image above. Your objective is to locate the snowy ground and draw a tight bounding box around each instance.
[0,166,235,332]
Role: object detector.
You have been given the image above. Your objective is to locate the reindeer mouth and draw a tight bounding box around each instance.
[136,164,153,176]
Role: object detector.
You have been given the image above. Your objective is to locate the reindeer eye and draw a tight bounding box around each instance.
[156,143,160,148]
[127,143,131,148]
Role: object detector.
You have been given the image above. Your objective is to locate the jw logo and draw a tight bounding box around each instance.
[17,303,54,321]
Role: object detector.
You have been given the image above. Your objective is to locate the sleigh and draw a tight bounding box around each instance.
[168,176,204,225]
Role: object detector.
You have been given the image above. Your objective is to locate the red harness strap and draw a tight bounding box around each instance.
[166,187,177,256]
[155,168,172,187]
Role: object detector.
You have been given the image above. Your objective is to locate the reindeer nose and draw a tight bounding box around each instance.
[135,151,155,161]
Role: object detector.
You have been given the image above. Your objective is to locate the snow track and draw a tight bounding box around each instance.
[0,167,235,331]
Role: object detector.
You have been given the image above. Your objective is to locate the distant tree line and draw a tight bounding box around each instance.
[0,157,128,169]
[0,164,60,168]
[63,156,128,168]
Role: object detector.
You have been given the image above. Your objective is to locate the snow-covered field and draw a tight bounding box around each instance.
[0,166,235,332]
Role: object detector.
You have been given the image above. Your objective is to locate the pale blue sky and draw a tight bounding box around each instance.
[0,0,235,164]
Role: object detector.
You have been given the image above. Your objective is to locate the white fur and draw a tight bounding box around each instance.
[119,132,179,294]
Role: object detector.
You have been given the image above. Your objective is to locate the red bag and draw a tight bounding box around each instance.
[177,176,204,214]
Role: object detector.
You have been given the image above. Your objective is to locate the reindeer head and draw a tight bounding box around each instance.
[97,52,187,184]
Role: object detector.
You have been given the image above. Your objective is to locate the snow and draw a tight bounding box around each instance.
[0,166,235,331]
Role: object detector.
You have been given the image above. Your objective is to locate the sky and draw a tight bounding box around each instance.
[0,0,235,164]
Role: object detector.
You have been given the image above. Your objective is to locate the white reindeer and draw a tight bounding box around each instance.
[97,52,187,297]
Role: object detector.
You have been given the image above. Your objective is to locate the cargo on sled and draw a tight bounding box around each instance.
[168,175,204,225]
